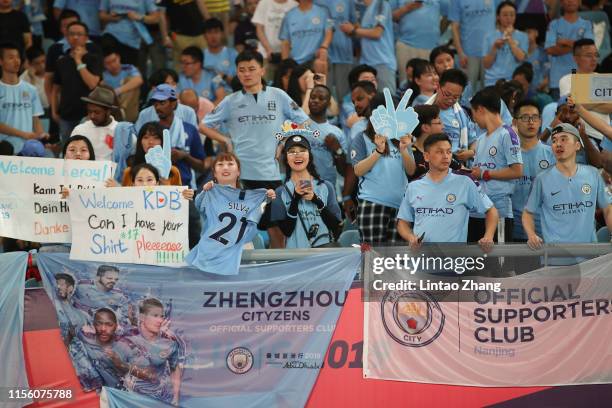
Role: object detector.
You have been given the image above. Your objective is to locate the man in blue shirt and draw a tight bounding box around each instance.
[151,84,205,246]
[544,0,593,100]
[200,50,309,247]
[391,0,448,84]
[307,84,347,187]
[449,0,497,93]
[98,0,159,65]
[511,99,555,241]
[102,49,142,122]
[280,0,333,65]
[398,133,497,249]
[314,0,356,101]
[203,17,238,86]
[524,123,611,249]
[0,41,45,153]
[54,0,102,39]
[425,69,478,162]
[177,46,226,104]
[340,0,397,93]
[469,87,523,243]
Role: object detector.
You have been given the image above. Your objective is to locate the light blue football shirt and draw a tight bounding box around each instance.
[306,120,347,186]
[391,0,448,50]
[483,29,529,86]
[525,164,610,243]
[437,103,478,152]
[359,0,396,71]
[544,16,593,89]
[472,125,523,218]
[279,4,333,63]
[186,185,268,275]
[351,131,410,208]
[448,0,497,57]
[103,64,141,90]
[271,179,341,248]
[511,141,556,240]
[99,0,157,49]
[204,46,238,77]
[314,0,356,64]
[177,70,223,101]
[203,86,309,181]
[398,169,493,242]
[0,80,44,153]
[55,0,102,36]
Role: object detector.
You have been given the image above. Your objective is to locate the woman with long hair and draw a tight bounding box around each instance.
[352,94,416,243]
[483,1,528,86]
[269,135,342,248]
[121,122,182,186]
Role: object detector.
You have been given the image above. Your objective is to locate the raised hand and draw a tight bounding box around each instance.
[394,88,419,138]
[145,129,172,179]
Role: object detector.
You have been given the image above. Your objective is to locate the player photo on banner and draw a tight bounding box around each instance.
[37,251,359,407]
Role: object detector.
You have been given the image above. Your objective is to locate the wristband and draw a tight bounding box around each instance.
[76,63,87,71]
[483,170,491,181]
[342,195,352,203]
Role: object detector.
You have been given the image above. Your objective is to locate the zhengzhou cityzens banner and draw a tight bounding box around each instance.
[363,252,612,386]
[37,251,359,407]
[68,187,188,267]
[0,252,30,408]
[0,156,115,242]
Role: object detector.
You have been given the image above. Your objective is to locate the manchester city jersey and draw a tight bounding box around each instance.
[512,142,556,240]
[398,170,493,243]
[525,164,610,243]
[186,185,268,275]
[203,86,309,181]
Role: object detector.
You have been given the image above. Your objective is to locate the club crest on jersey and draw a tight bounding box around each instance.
[312,16,321,25]
[539,159,550,169]
[275,120,320,141]
[489,146,497,156]
[336,4,344,13]
[582,184,591,195]
[446,193,456,203]
[267,100,276,111]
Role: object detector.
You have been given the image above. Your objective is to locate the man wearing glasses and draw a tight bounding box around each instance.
[558,38,611,147]
[425,69,478,165]
[510,99,555,242]
[177,46,226,105]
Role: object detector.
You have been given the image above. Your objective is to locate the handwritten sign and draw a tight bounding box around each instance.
[570,73,612,104]
[68,186,189,267]
[0,156,115,242]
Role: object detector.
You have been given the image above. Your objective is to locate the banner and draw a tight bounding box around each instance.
[68,187,188,267]
[0,252,30,408]
[37,251,359,407]
[364,252,612,387]
[0,156,115,242]
[570,73,612,104]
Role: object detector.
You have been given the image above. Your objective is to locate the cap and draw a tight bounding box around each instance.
[150,84,177,102]
[274,120,320,142]
[18,140,46,157]
[81,86,118,109]
[550,123,584,147]
[284,135,311,152]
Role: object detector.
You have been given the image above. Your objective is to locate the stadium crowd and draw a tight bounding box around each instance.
[1,0,611,258]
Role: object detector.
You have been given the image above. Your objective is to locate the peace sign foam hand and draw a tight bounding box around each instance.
[145,129,172,179]
[369,88,420,141]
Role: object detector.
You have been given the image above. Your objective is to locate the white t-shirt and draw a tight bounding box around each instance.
[251,0,298,57]
[71,118,118,161]
[19,70,48,109]
[558,73,609,142]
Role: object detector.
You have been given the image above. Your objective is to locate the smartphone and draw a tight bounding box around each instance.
[300,179,312,189]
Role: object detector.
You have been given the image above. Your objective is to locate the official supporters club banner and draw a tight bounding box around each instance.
[0,156,116,243]
[0,252,30,408]
[364,252,612,386]
[68,187,189,267]
[37,251,360,407]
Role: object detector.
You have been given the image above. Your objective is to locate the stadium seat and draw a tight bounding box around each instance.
[596,227,610,243]
[339,230,361,247]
